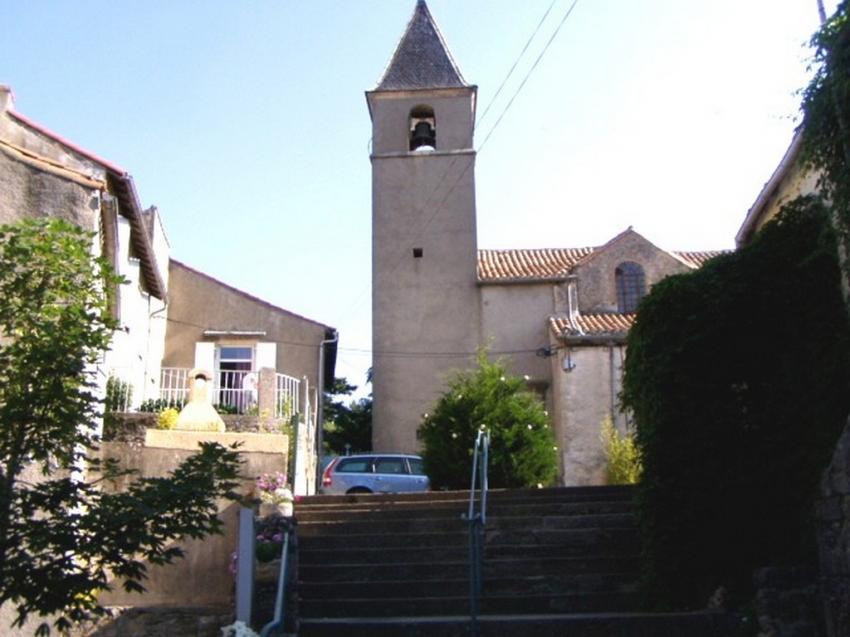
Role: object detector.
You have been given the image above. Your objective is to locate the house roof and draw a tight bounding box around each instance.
[6,108,166,300]
[736,129,804,247]
[375,0,468,91]
[549,313,636,338]
[170,259,335,332]
[477,247,725,283]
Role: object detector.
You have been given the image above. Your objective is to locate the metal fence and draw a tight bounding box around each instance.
[217,369,257,414]
[275,373,300,420]
[160,367,190,408]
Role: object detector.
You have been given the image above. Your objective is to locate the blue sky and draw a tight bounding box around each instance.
[2,1,835,391]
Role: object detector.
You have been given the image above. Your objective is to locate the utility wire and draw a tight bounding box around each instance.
[478,0,580,152]
[477,0,560,127]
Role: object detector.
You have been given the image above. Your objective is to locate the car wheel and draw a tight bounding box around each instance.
[346,487,372,494]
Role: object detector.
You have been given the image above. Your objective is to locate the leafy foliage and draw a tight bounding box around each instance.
[621,200,850,608]
[600,417,642,485]
[417,351,557,490]
[0,219,242,635]
[323,375,372,455]
[105,375,132,413]
[137,398,184,413]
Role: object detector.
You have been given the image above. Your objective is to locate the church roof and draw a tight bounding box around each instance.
[549,313,636,338]
[477,248,594,282]
[477,247,726,283]
[375,0,468,91]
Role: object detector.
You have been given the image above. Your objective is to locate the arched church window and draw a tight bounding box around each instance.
[409,105,436,152]
[615,262,646,313]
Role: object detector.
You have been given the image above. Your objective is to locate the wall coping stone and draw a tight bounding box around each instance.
[144,429,287,454]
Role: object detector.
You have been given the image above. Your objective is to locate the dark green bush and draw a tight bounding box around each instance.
[622,197,850,609]
[138,398,185,413]
[418,351,557,490]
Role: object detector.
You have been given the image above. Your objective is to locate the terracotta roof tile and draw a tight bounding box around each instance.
[549,313,636,337]
[478,247,727,282]
[477,248,593,282]
[672,250,726,269]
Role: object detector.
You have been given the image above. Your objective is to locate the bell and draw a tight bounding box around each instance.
[410,121,436,151]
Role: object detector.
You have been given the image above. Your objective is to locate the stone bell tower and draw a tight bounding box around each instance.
[367,0,481,452]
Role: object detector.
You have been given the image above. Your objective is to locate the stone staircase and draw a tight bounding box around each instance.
[293,486,741,636]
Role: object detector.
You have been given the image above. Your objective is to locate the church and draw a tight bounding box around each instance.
[368,1,722,485]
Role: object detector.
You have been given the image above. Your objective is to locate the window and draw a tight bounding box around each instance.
[336,458,372,473]
[615,262,646,313]
[375,458,406,475]
[407,457,426,476]
[409,105,436,152]
[216,346,254,413]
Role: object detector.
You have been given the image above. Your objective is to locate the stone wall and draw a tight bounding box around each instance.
[816,419,850,637]
[96,429,288,608]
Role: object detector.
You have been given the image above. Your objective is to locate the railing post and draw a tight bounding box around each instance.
[235,506,256,625]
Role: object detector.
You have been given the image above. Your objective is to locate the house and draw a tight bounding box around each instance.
[736,130,820,247]
[161,259,338,427]
[0,84,169,409]
[368,1,723,484]
[0,84,337,433]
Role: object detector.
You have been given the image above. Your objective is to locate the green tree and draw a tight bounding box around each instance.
[621,200,850,608]
[0,219,242,635]
[323,375,372,455]
[417,351,557,490]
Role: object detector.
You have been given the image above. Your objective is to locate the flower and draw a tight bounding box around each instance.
[256,472,292,505]
[220,620,260,637]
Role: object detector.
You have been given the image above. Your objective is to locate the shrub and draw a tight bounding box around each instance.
[418,351,557,490]
[621,198,850,608]
[156,408,179,430]
[105,375,132,412]
[138,398,184,413]
[600,417,642,485]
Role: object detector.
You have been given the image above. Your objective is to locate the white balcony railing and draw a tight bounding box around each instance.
[158,367,301,418]
[275,373,300,420]
[160,367,190,408]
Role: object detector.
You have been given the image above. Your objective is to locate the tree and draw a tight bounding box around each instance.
[621,200,850,608]
[800,1,850,310]
[323,375,372,455]
[0,219,242,635]
[417,351,557,490]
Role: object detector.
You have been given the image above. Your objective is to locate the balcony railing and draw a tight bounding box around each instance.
[158,367,301,417]
[275,373,300,420]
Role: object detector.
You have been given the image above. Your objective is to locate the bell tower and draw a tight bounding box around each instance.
[367,0,481,452]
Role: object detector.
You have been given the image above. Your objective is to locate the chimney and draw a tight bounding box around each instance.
[0,85,14,112]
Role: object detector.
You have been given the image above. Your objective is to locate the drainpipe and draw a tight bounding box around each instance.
[315,329,338,486]
[146,299,167,404]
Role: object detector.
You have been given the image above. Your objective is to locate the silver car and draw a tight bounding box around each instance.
[319,453,429,494]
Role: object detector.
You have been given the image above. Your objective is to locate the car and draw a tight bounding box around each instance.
[319,453,429,495]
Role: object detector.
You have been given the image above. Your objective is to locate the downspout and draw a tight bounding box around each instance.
[609,343,616,423]
[315,330,339,487]
[146,300,167,404]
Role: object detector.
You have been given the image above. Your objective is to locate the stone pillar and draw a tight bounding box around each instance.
[258,367,276,420]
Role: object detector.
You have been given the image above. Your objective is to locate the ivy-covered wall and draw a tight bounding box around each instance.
[622,198,850,609]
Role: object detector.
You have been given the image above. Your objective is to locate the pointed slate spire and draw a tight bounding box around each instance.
[376,0,468,91]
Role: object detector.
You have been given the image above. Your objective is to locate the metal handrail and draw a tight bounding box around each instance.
[259,527,293,637]
[466,429,490,637]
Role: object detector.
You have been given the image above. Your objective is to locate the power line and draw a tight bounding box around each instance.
[477,0,560,127]
[478,0,580,152]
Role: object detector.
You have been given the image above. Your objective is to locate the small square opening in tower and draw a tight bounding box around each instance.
[413,247,423,258]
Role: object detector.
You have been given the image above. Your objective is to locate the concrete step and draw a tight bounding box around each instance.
[299,591,643,618]
[299,572,639,599]
[299,540,639,566]
[296,502,636,524]
[299,556,640,583]
[298,611,744,637]
[298,485,635,508]
[297,508,635,536]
